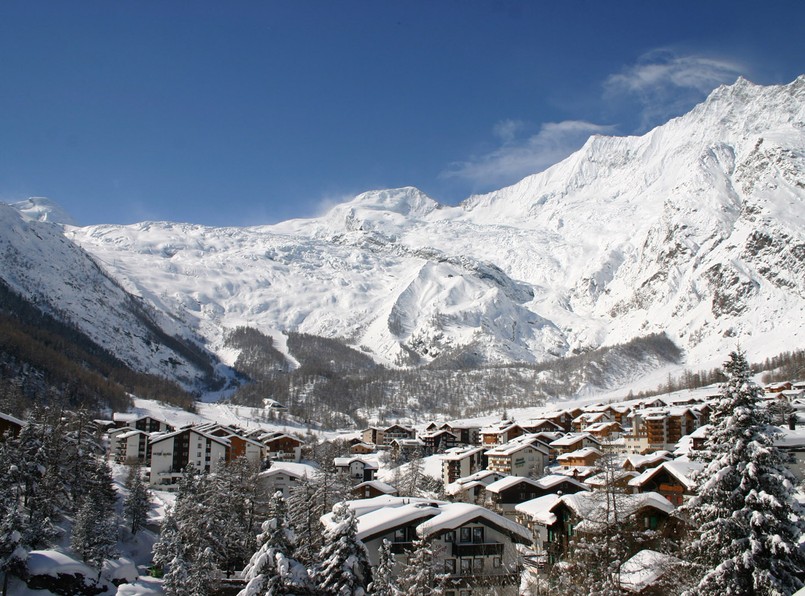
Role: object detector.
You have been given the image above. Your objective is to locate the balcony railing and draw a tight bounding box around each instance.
[451,541,504,557]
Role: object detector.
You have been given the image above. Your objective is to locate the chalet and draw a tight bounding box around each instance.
[627,460,704,506]
[148,427,229,487]
[361,427,384,447]
[584,469,639,491]
[256,461,317,499]
[333,457,378,483]
[420,429,458,454]
[382,424,416,448]
[571,411,612,433]
[485,437,550,477]
[548,432,601,455]
[482,476,548,518]
[530,474,589,497]
[445,470,507,504]
[622,450,672,473]
[0,412,24,439]
[584,421,624,440]
[440,422,482,446]
[555,447,603,468]
[480,422,526,446]
[323,497,531,596]
[442,446,486,486]
[352,480,398,499]
[260,432,304,462]
[390,437,427,462]
[515,491,677,567]
[350,441,376,455]
[540,410,575,432]
[520,419,564,434]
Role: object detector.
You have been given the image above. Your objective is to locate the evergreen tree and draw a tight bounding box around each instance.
[124,466,151,535]
[313,502,372,595]
[70,497,118,575]
[397,538,442,596]
[287,475,324,566]
[239,491,310,596]
[682,350,805,595]
[0,509,26,596]
[367,539,400,596]
[153,469,221,596]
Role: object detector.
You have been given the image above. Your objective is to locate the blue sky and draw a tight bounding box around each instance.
[1,1,803,227]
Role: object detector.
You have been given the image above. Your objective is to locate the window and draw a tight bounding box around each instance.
[460,558,472,574]
[460,591,472,596]
[473,558,484,571]
[444,559,456,574]
[493,556,502,568]
[444,531,455,543]
[472,527,484,543]
[460,528,472,543]
[394,528,406,543]
[644,515,659,530]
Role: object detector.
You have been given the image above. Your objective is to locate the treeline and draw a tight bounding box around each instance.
[0,279,197,414]
[228,331,685,429]
[622,347,805,401]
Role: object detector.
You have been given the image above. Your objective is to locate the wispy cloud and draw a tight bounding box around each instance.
[604,49,745,129]
[442,120,614,188]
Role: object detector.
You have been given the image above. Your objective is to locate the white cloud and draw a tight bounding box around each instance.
[604,49,745,128]
[442,119,614,188]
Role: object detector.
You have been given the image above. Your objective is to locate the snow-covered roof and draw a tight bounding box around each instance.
[416,502,532,543]
[258,461,318,479]
[323,496,530,544]
[354,480,398,494]
[484,475,543,494]
[563,491,675,532]
[515,494,563,525]
[26,549,97,578]
[549,432,599,447]
[149,426,230,447]
[532,474,589,492]
[557,447,603,460]
[0,412,24,426]
[628,460,704,491]
[441,446,485,460]
[623,450,672,469]
[619,549,682,593]
[486,440,547,457]
[333,457,379,470]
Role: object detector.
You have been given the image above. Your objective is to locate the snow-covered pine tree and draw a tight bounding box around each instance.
[367,539,400,596]
[313,501,372,595]
[0,508,26,596]
[70,497,118,576]
[214,456,260,578]
[124,465,150,535]
[287,474,324,566]
[682,350,805,595]
[239,490,311,596]
[396,538,443,596]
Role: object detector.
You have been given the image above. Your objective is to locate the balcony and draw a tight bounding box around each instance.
[451,541,504,557]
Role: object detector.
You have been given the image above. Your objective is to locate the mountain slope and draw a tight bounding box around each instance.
[0,204,222,388]
[24,76,805,381]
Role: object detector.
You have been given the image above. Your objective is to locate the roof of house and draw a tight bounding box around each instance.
[549,433,600,447]
[257,461,318,480]
[619,549,682,593]
[0,412,24,426]
[628,459,704,491]
[441,446,485,461]
[484,475,543,494]
[354,480,398,495]
[323,497,531,544]
[333,457,379,470]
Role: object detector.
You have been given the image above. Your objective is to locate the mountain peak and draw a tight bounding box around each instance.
[346,186,441,217]
[11,197,76,226]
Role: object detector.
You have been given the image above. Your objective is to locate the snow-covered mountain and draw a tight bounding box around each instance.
[5,76,804,386]
[0,202,219,386]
